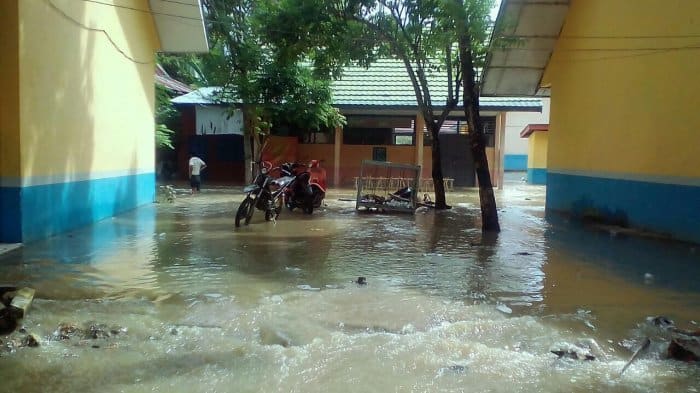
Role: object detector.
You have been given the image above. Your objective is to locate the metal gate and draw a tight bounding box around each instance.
[438,134,475,187]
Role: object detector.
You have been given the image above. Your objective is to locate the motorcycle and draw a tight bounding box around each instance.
[283,160,327,214]
[235,161,287,227]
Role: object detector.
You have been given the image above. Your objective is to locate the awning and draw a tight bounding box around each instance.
[149,0,208,53]
[481,0,570,97]
[520,123,549,138]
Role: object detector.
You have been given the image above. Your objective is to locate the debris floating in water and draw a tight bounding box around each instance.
[0,287,36,334]
[297,285,320,291]
[550,349,596,361]
[620,337,651,376]
[495,303,512,314]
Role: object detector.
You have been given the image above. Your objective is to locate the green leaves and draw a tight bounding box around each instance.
[193,0,347,135]
[155,124,175,150]
[155,84,178,150]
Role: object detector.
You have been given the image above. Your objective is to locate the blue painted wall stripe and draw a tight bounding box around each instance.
[0,187,22,243]
[504,154,528,171]
[527,168,547,185]
[547,172,700,243]
[0,173,155,243]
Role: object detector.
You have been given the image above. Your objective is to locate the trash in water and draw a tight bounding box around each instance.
[0,287,36,335]
[495,303,512,314]
[297,285,320,291]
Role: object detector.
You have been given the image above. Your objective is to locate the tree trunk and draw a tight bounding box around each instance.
[429,123,448,209]
[459,36,500,232]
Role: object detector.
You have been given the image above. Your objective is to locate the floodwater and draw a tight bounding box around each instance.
[1,182,699,392]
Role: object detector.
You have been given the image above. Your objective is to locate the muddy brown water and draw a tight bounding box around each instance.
[0,184,699,392]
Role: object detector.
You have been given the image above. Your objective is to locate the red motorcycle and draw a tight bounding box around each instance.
[284,160,327,214]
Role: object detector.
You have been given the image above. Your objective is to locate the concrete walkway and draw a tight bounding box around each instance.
[0,243,22,256]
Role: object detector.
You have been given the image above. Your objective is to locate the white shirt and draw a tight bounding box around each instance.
[189,156,206,175]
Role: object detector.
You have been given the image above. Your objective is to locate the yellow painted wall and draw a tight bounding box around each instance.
[18,0,159,184]
[0,1,21,180]
[542,0,700,178]
[527,132,548,169]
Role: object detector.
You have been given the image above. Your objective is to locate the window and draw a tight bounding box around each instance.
[343,127,392,145]
[482,116,496,147]
[394,135,414,145]
[372,147,387,161]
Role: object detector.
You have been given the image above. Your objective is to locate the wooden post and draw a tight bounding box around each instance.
[494,111,506,188]
[242,106,255,184]
[334,125,342,187]
[414,113,425,176]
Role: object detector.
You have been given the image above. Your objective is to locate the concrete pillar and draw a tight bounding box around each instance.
[493,112,507,188]
[333,125,342,187]
[414,113,425,175]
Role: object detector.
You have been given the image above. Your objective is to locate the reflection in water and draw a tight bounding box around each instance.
[0,185,698,392]
[542,214,700,339]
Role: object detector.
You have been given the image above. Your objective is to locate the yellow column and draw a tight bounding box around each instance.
[414,113,425,175]
[333,125,342,187]
[0,1,20,181]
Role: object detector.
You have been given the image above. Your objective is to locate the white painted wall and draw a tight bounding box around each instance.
[195,107,244,135]
[503,98,550,170]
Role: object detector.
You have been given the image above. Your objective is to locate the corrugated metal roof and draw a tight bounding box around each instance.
[172,59,543,112]
[332,59,541,111]
[481,0,570,96]
[155,64,193,94]
[171,86,224,105]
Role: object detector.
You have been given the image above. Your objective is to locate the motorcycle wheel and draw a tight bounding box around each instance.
[313,192,325,208]
[235,196,255,227]
[265,199,283,221]
[303,199,314,215]
[273,196,283,218]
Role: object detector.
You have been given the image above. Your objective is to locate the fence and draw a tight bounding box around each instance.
[355,160,422,213]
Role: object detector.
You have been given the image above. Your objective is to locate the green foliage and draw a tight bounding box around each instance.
[155,124,175,150]
[155,84,178,150]
[264,0,495,127]
[259,63,346,131]
[189,0,346,135]
[263,0,496,211]
[158,54,208,87]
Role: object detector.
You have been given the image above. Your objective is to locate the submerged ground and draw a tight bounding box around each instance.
[0,180,698,392]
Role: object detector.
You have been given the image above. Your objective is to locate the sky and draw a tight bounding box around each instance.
[491,0,503,20]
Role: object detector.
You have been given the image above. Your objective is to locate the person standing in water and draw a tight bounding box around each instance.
[188,153,207,194]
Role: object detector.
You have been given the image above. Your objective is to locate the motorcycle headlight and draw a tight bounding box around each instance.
[261,167,268,175]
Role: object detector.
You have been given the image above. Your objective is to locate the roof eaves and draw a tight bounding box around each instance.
[480,0,570,97]
[520,123,549,138]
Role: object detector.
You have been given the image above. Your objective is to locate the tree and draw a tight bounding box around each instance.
[265,0,499,230]
[454,0,500,231]
[197,0,346,181]
[157,1,346,181]
[155,84,177,150]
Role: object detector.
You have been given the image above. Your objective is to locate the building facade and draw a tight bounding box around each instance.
[503,98,550,172]
[483,0,700,243]
[0,0,207,243]
[172,59,543,188]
